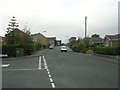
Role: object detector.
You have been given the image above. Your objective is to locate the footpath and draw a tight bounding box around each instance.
[1,50,44,61]
[85,53,119,64]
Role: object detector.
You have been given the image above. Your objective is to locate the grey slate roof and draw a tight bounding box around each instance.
[106,34,120,40]
[91,37,103,43]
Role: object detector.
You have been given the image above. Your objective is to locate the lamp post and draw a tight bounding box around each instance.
[85,16,87,38]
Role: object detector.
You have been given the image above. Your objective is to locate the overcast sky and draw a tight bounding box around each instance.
[0,0,119,43]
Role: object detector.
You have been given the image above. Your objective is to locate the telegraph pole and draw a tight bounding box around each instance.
[85,16,87,38]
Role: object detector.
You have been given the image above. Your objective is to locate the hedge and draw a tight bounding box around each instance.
[71,42,86,53]
[94,46,120,55]
[2,43,40,57]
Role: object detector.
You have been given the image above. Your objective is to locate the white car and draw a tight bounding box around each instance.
[49,45,54,49]
[61,46,67,52]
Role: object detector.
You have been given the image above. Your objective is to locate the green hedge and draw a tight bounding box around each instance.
[2,44,36,57]
[94,46,120,55]
[34,43,42,51]
[2,41,43,57]
[71,42,86,53]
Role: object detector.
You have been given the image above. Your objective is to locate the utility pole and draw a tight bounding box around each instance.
[85,16,87,38]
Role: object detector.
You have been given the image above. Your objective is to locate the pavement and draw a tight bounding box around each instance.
[2,46,119,88]
[85,53,119,64]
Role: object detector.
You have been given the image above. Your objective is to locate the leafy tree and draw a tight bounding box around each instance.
[91,34,100,37]
[22,23,31,35]
[4,17,32,44]
[5,16,20,44]
[71,42,85,53]
[83,37,91,48]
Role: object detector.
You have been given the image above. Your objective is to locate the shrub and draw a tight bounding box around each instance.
[71,42,86,53]
[2,44,36,57]
[94,46,119,55]
[34,42,42,51]
[72,43,80,52]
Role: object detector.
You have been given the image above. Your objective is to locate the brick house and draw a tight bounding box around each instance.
[103,34,120,47]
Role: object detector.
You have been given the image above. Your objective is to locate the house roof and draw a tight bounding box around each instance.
[31,33,46,38]
[47,37,56,39]
[106,34,120,40]
[90,37,103,43]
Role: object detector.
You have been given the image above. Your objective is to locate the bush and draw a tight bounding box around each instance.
[71,42,86,53]
[72,43,80,52]
[34,42,42,51]
[94,46,119,55]
[2,44,36,57]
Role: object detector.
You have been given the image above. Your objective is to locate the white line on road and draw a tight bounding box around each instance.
[50,78,53,82]
[2,69,39,71]
[38,56,41,69]
[47,69,49,72]
[51,83,55,88]
[1,64,10,68]
[43,56,48,69]
[48,71,50,74]
[48,74,52,78]
[43,55,56,88]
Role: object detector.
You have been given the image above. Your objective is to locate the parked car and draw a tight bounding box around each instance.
[61,46,67,52]
[49,45,54,49]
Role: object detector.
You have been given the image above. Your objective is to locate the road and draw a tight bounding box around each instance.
[2,46,118,88]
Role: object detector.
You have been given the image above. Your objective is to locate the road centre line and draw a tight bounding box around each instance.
[47,71,50,74]
[51,83,55,88]
[50,78,53,82]
[38,56,41,69]
[43,55,56,88]
[48,74,52,78]
[43,56,48,69]
[47,69,49,72]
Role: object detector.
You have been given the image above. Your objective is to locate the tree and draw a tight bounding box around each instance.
[4,17,32,44]
[91,34,100,37]
[6,16,19,33]
[83,37,91,48]
[22,23,31,35]
[5,16,20,44]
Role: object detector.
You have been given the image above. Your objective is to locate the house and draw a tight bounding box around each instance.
[31,33,49,46]
[4,29,33,44]
[69,37,76,43]
[103,34,120,47]
[55,40,61,46]
[89,34,103,46]
[47,37,56,46]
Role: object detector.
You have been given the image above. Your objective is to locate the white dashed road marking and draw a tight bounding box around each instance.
[50,78,53,82]
[42,55,56,88]
[48,74,51,78]
[51,83,55,88]
[1,64,10,68]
